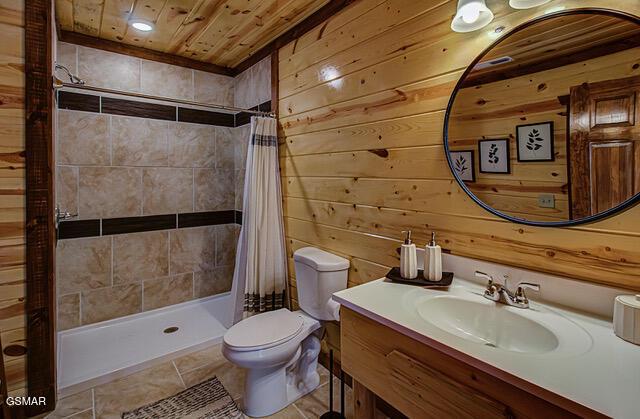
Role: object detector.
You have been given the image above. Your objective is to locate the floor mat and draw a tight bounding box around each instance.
[121,376,243,419]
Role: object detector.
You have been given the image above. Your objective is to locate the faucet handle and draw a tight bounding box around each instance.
[476,271,501,301]
[515,282,540,303]
[517,282,540,292]
[475,271,493,284]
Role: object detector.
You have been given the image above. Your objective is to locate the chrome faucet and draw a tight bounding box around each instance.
[475,271,540,309]
[55,205,77,230]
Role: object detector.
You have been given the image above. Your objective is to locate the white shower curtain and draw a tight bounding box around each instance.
[230,116,287,324]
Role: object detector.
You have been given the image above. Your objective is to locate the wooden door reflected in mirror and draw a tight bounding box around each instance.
[569,77,640,219]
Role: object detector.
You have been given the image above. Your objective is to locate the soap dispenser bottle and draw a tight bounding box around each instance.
[424,231,442,281]
[400,230,418,279]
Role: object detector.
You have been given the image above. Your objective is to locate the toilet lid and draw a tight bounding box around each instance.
[224,309,304,350]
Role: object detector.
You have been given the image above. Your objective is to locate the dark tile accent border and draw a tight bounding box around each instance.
[101,97,176,121]
[57,210,242,239]
[178,107,234,126]
[102,214,177,235]
[235,111,251,127]
[178,210,235,228]
[235,100,272,126]
[58,219,100,239]
[258,101,272,112]
[57,91,100,112]
[56,92,271,128]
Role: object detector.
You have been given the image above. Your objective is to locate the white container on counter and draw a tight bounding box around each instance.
[400,230,417,280]
[614,294,640,345]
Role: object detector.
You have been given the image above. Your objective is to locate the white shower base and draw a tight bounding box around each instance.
[57,293,231,397]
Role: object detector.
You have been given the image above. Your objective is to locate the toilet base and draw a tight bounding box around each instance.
[243,331,322,417]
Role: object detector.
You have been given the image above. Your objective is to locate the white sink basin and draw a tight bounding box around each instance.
[414,291,592,356]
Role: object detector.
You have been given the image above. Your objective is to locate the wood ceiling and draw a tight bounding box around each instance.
[464,13,640,87]
[55,0,330,72]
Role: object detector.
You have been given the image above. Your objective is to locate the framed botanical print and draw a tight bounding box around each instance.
[449,150,475,182]
[478,139,510,174]
[516,121,555,162]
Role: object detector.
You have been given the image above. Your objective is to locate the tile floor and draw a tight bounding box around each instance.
[46,343,363,419]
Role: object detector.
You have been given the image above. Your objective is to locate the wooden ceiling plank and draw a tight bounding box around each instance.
[464,42,640,88]
[233,0,357,73]
[487,13,591,52]
[99,0,136,42]
[59,30,235,75]
[495,14,626,52]
[197,0,303,62]
[54,0,75,32]
[196,0,291,62]
[175,0,268,60]
[485,15,625,61]
[72,0,106,36]
[488,26,633,68]
[215,0,328,66]
[469,16,640,86]
[507,27,640,70]
[141,0,199,52]
[165,0,229,56]
[484,16,637,72]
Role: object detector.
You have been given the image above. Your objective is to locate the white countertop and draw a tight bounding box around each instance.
[333,278,640,418]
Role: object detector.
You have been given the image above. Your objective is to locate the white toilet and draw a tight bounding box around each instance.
[222,247,349,417]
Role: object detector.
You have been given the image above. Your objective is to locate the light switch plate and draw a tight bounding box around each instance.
[538,194,555,208]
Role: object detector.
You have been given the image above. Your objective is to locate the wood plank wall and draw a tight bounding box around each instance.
[277,0,640,358]
[449,47,640,222]
[0,0,27,397]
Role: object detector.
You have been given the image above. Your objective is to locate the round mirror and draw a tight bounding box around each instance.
[444,9,640,226]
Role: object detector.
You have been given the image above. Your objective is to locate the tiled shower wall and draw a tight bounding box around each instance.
[233,56,272,211]
[234,57,271,109]
[55,43,271,330]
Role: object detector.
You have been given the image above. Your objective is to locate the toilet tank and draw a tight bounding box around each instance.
[293,247,349,321]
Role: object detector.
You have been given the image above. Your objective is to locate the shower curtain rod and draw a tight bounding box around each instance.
[52,78,276,118]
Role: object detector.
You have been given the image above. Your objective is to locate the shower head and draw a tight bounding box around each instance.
[54,63,85,85]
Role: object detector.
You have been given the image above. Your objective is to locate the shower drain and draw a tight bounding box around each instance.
[163,326,179,334]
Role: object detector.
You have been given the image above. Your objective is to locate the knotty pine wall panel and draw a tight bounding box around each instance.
[0,0,26,396]
[278,0,640,323]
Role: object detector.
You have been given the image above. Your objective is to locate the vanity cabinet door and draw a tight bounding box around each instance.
[386,350,509,419]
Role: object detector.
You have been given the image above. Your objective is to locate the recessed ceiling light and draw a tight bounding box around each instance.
[130,20,154,32]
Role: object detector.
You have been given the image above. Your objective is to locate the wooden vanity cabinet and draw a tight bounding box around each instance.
[340,308,605,419]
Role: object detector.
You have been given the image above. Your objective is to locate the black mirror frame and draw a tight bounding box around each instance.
[443,8,640,227]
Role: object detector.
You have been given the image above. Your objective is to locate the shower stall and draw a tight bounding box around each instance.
[52,42,274,396]
[57,294,232,396]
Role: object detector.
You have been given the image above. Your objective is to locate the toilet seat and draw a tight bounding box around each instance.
[224,309,304,351]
